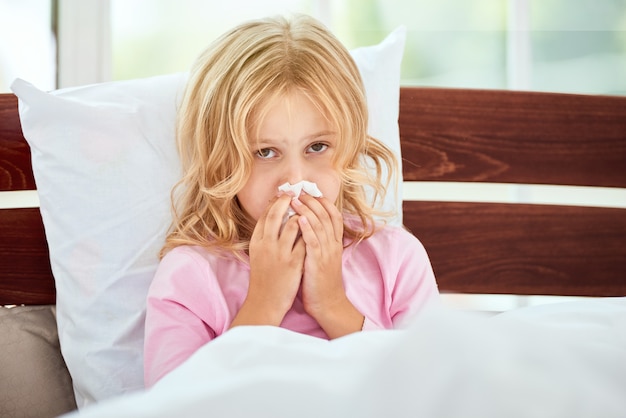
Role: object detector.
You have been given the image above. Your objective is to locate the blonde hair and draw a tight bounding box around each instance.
[161,14,397,258]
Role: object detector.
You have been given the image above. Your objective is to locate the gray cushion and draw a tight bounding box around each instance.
[0,305,77,417]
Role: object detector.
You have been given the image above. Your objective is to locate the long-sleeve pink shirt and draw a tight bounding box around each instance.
[144,223,439,387]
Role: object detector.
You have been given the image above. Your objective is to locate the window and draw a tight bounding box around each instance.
[107,0,625,95]
[110,0,316,81]
[0,0,55,92]
[529,0,626,95]
[108,0,509,90]
[2,0,624,95]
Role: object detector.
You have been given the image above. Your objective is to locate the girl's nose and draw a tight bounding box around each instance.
[284,157,306,185]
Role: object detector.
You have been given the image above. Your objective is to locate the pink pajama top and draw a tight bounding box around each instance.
[144,223,439,387]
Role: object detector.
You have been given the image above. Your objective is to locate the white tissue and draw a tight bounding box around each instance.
[278,181,323,199]
[278,181,323,220]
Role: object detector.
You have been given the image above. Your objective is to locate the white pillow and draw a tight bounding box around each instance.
[11,26,406,408]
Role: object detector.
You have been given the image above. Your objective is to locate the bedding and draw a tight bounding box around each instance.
[10,27,406,407]
[63,298,626,418]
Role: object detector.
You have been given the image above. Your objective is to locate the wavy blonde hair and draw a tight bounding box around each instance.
[161,14,397,258]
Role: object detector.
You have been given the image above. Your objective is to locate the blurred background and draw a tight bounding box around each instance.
[1,0,624,311]
[1,0,624,94]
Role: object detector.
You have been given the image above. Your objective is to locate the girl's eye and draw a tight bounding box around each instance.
[256,148,276,159]
[307,142,328,153]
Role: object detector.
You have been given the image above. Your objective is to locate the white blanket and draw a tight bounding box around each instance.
[65,298,626,418]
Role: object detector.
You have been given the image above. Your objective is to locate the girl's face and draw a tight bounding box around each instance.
[237,90,342,221]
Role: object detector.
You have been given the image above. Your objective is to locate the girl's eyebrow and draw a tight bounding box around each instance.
[306,130,336,140]
[255,130,336,144]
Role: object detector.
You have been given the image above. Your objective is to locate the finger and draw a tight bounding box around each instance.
[278,214,302,247]
[297,215,320,252]
[292,236,305,259]
[296,194,342,243]
[251,195,279,241]
[297,193,327,220]
[262,194,294,239]
[291,196,327,245]
[315,196,344,243]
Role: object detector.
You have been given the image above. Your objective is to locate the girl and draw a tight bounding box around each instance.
[144,14,439,387]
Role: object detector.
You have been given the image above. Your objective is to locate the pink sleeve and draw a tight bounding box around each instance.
[143,249,220,387]
[390,233,439,326]
[360,228,439,331]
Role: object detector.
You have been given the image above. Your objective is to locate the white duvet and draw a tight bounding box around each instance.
[65,298,626,418]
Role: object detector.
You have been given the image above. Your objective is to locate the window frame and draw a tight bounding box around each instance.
[56,0,111,88]
[56,0,534,89]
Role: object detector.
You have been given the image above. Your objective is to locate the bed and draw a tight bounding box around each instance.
[1,33,625,417]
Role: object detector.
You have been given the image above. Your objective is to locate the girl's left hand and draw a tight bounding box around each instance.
[291,194,365,338]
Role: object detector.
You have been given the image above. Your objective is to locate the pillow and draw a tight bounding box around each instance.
[11,26,406,408]
[0,305,77,417]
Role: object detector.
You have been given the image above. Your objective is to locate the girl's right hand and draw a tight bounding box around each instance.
[230,194,305,328]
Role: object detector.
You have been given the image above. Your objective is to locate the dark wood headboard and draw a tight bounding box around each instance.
[1,94,55,304]
[398,88,626,297]
[1,88,625,305]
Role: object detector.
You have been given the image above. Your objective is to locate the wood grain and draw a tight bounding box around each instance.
[0,208,55,305]
[399,88,626,188]
[404,201,626,297]
[0,94,36,191]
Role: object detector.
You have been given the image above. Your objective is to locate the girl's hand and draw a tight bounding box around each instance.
[230,194,305,328]
[292,194,365,338]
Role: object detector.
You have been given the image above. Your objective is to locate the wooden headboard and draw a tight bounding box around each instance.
[1,88,625,305]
